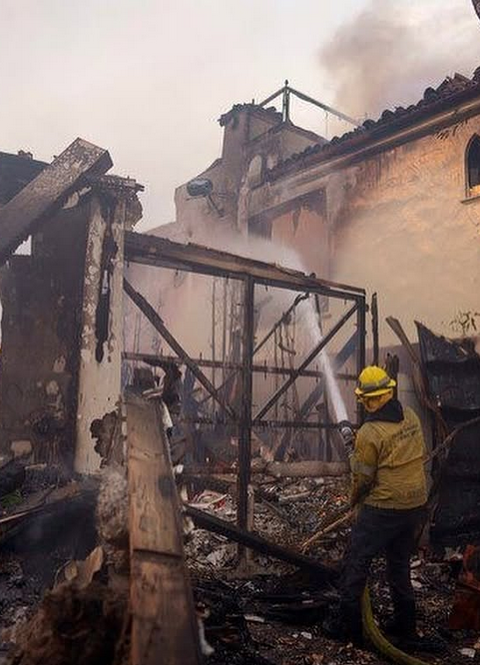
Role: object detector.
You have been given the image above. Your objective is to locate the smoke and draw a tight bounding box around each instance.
[320,0,480,123]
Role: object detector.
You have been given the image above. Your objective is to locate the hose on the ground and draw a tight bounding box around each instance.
[361,587,431,665]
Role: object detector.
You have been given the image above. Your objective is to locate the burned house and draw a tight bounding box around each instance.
[0,70,480,664]
[0,141,142,474]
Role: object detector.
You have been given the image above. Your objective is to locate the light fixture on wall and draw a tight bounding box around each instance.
[186,178,224,217]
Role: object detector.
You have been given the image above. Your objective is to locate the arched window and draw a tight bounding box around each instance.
[467,135,480,193]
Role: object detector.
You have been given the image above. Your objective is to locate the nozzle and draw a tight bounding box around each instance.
[338,420,355,453]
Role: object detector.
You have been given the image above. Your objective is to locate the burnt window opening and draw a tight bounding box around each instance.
[467,136,480,192]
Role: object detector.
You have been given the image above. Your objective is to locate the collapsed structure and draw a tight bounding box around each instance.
[0,66,479,665]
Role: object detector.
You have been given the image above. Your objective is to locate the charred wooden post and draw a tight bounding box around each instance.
[185,504,337,580]
[237,276,255,537]
[126,393,202,665]
[356,298,367,426]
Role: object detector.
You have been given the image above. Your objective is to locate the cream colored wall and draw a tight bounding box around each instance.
[250,117,480,347]
[332,117,480,345]
[268,205,329,278]
[174,111,321,238]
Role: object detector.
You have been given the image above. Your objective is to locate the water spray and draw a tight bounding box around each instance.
[300,296,355,455]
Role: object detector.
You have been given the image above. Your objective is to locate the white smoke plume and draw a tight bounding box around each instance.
[320,0,480,123]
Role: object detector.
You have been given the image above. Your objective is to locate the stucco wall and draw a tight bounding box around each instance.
[332,117,480,344]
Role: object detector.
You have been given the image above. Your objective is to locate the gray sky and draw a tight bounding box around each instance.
[1,0,479,231]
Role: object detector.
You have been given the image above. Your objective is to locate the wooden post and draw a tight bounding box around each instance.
[356,298,367,426]
[126,393,202,665]
[371,292,379,366]
[237,277,255,540]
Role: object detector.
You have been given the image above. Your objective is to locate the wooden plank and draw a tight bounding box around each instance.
[0,137,112,265]
[126,394,202,665]
[124,230,366,298]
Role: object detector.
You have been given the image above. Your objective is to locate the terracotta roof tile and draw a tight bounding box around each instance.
[265,67,480,182]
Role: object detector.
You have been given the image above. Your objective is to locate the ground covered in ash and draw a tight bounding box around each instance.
[186,477,480,665]
[0,470,478,664]
[0,467,98,663]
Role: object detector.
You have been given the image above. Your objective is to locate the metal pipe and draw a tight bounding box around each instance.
[371,292,379,366]
[178,416,351,430]
[211,278,216,393]
[288,86,361,127]
[356,298,367,427]
[258,86,285,108]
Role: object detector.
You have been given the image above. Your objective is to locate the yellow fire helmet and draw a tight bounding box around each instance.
[355,365,396,398]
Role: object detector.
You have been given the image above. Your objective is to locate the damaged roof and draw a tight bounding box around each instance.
[266,67,480,182]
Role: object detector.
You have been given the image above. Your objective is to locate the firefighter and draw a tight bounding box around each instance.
[332,366,428,647]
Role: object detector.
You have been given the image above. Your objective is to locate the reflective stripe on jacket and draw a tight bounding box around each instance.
[350,407,428,510]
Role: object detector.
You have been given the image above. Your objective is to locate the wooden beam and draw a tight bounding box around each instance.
[126,393,202,665]
[123,278,236,420]
[124,231,365,299]
[0,138,112,265]
[185,505,337,580]
[262,460,349,478]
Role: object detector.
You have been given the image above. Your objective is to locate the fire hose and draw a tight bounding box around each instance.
[362,588,430,665]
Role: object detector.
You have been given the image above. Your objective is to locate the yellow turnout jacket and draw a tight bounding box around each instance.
[350,406,428,510]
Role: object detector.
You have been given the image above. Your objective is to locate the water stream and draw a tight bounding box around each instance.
[300,298,348,424]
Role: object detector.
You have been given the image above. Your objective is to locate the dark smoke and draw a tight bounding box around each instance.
[320,0,480,123]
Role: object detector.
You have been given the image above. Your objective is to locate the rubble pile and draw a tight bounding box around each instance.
[183,474,480,664]
[185,476,351,572]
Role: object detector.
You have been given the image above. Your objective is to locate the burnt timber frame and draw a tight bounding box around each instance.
[124,231,366,532]
[0,138,112,267]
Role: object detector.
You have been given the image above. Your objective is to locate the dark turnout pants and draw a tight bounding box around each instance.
[340,504,425,641]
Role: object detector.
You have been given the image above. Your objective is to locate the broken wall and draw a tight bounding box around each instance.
[174,106,322,239]
[0,151,46,206]
[0,202,88,468]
